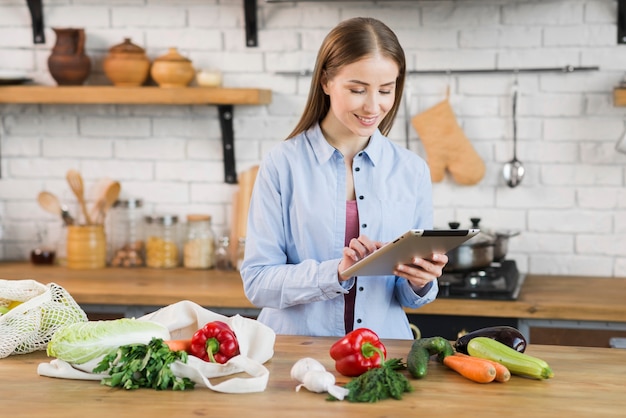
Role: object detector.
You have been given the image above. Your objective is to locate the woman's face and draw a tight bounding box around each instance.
[322,54,399,141]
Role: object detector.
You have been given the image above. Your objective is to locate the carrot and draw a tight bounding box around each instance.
[163,339,192,353]
[455,352,511,382]
[442,353,496,383]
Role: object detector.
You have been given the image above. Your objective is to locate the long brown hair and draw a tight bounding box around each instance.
[286,17,406,140]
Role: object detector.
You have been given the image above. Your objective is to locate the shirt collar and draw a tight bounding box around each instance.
[305,123,385,166]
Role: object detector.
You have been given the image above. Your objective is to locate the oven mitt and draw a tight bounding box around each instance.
[411,95,485,185]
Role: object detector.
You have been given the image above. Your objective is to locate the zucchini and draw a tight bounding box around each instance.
[454,326,527,354]
[407,337,454,379]
[467,337,554,380]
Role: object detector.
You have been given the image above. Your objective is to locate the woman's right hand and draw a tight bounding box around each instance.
[337,235,383,281]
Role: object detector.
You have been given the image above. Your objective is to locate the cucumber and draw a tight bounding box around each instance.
[407,344,430,379]
[407,337,454,379]
[467,337,554,380]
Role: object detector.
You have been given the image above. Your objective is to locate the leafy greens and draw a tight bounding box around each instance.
[47,318,170,364]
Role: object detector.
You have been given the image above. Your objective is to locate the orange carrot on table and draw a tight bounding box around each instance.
[442,352,496,383]
[164,339,192,353]
[454,352,511,382]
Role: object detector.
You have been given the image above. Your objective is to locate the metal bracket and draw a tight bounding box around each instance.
[218,105,238,184]
[617,0,626,44]
[26,0,45,44]
[244,0,258,47]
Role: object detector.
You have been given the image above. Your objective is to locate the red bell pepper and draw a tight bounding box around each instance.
[189,320,240,364]
[329,328,387,377]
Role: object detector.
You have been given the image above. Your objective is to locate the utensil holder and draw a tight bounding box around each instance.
[66,225,106,269]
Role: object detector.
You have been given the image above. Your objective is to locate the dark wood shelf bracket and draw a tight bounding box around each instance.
[26,0,45,44]
[218,105,238,184]
[617,0,626,44]
[244,0,258,47]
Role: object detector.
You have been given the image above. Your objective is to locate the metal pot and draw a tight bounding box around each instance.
[468,217,521,261]
[444,221,495,272]
[492,229,521,261]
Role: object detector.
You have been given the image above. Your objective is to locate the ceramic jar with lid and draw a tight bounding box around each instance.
[150,47,195,88]
[103,38,150,87]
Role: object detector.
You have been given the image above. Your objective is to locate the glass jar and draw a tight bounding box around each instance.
[183,214,216,269]
[108,198,145,267]
[144,214,180,268]
[215,236,232,270]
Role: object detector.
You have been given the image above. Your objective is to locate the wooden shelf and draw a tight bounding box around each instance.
[614,87,626,106]
[0,85,272,183]
[0,85,271,105]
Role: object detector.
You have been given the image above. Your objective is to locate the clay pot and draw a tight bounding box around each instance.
[150,47,195,88]
[48,28,91,86]
[103,38,150,87]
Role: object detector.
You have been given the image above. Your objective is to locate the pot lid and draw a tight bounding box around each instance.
[108,38,146,54]
[448,220,494,245]
[154,47,191,63]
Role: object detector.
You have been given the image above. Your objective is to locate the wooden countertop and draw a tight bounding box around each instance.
[2,335,625,417]
[2,262,626,323]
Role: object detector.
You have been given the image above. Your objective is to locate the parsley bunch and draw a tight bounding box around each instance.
[93,337,195,390]
[340,358,413,403]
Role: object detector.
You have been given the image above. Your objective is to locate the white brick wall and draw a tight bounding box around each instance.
[0,0,625,277]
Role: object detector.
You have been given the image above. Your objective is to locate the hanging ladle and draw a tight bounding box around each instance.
[502,81,525,188]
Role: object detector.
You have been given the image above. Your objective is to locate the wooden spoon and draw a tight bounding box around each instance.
[37,191,62,216]
[93,181,121,224]
[37,191,75,225]
[66,169,92,225]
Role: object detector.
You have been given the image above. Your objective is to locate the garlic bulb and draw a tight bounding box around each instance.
[290,357,349,401]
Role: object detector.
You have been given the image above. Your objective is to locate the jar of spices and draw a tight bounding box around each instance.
[108,198,145,267]
[183,214,215,269]
[144,214,180,268]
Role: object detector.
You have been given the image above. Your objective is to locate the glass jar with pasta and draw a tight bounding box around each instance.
[144,214,180,268]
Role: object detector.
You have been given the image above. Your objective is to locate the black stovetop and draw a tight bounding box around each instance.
[436,260,525,301]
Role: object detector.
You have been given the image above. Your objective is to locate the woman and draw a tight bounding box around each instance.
[240,17,448,339]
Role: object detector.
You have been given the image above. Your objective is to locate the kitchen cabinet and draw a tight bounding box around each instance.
[0,85,272,183]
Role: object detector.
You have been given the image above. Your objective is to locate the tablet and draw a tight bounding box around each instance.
[340,229,480,277]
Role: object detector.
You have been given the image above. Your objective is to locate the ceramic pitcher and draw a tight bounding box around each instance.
[48,28,91,85]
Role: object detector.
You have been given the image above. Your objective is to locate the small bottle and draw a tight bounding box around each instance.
[144,214,180,268]
[236,237,246,271]
[215,236,232,271]
[183,214,216,269]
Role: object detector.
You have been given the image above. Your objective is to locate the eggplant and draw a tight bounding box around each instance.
[454,326,527,354]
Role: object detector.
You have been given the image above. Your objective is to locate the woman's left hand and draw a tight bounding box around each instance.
[393,253,449,291]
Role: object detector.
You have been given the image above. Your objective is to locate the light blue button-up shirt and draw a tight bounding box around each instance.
[241,123,438,339]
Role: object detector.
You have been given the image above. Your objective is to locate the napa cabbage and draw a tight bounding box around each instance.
[47,318,171,364]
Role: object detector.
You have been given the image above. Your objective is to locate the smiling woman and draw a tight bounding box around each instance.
[240,17,447,340]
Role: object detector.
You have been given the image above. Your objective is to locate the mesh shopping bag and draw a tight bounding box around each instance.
[0,279,87,358]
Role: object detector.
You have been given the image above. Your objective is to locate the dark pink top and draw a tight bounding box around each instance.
[344,200,359,333]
